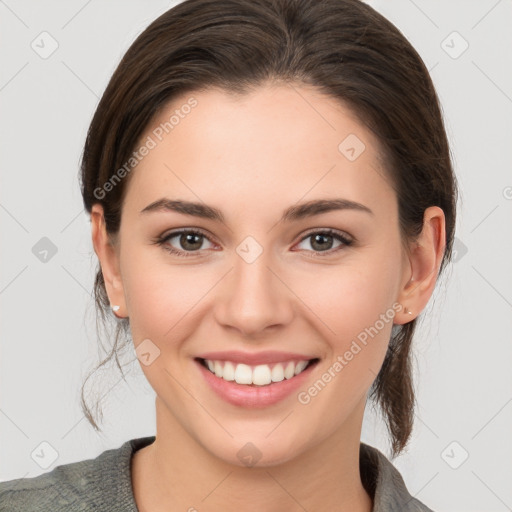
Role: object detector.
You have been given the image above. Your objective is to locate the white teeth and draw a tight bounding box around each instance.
[203,359,312,386]
[284,361,295,379]
[252,365,272,386]
[223,361,235,381]
[271,364,284,382]
[294,360,308,375]
[214,361,223,378]
[234,363,252,384]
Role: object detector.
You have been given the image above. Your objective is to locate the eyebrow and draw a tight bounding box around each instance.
[140,197,374,222]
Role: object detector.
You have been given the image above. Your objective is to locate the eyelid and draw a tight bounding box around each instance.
[159,226,215,243]
[297,227,353,243]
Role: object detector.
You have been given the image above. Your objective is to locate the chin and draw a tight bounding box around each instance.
[203,429,309,469]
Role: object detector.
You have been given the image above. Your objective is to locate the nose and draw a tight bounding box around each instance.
[214,249,294,338]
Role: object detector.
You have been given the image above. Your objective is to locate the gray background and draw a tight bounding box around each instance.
[1,1,511,511]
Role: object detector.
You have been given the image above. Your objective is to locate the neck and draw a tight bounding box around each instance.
[132,397,373,512]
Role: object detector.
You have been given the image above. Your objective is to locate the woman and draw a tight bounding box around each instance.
[0,0,456,510]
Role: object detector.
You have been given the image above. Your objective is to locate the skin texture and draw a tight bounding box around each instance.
[91,83,445,512]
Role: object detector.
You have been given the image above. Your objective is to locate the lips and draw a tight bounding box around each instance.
[193,351,320,407]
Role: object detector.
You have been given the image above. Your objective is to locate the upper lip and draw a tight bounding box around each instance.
[196,351,317,366]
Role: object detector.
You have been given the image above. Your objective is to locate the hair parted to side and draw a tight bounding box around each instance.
[79,0,457,458]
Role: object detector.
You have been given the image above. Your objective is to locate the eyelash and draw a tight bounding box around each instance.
[152,228,354,259]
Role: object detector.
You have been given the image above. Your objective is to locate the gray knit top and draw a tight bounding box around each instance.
[0,436,434,511]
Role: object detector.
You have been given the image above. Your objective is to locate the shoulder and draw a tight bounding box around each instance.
[360,442,436,512]
[0,456,98,512]
[0,436,156,512]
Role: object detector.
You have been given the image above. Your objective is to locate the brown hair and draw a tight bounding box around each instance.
[79,0,457,458]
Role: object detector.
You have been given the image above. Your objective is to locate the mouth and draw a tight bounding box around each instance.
[195,357,320,386]
[193,350,321,407]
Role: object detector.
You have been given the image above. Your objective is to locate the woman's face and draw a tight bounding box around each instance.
[100,84,415,466]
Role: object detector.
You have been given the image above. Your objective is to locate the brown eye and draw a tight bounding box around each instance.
[176,232,204,251]
[155,229,216,257]
[295,229,353,256]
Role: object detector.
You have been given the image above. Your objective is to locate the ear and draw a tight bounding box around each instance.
[394,206,446,325]
[90,204,127,318]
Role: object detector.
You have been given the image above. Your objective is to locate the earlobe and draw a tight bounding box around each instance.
[90,204,126,318]
[395,206,446,325]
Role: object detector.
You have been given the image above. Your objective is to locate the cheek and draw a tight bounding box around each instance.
[121,248,216,342]
[291,249,402,400]
[294,251,401,343]
[292,267,398,429]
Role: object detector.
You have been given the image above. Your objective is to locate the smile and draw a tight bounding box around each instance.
[199,358,318,386]
[194,353,320,408]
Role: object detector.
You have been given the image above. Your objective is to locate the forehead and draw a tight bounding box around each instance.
[122,84,395,222]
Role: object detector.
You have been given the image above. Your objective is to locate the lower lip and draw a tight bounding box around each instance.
[195,359,317,408]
